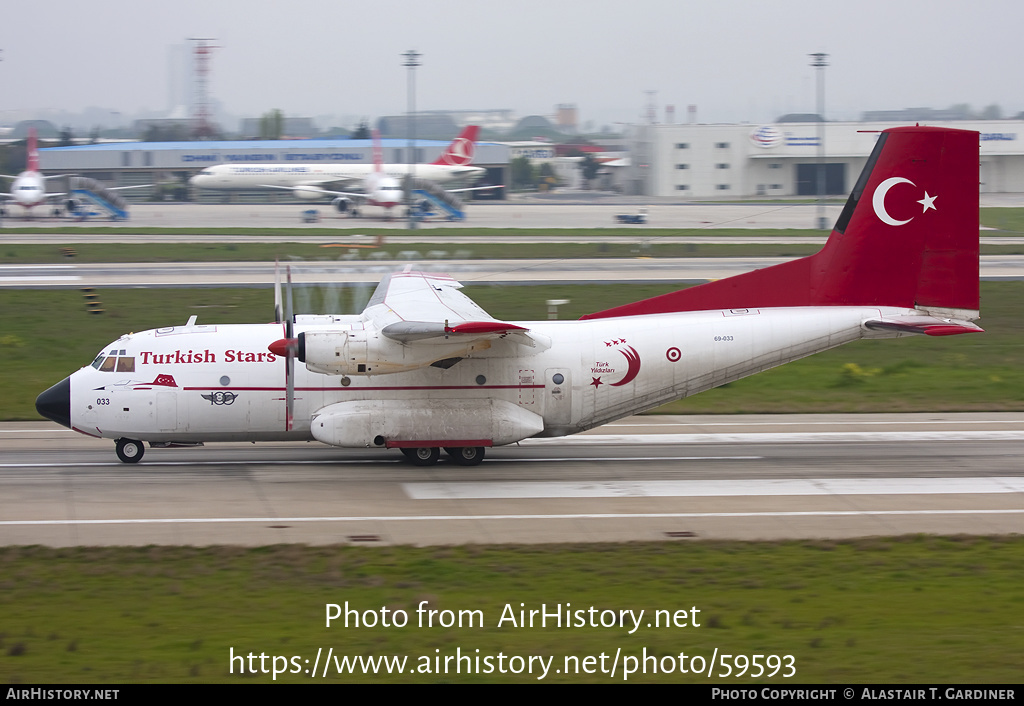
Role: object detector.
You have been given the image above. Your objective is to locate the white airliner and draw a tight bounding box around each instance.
[189,124,489,215]
[0,128,67,216]
[37,126,982,466]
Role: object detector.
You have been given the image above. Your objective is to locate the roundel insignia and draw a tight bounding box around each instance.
[666,347,682,362]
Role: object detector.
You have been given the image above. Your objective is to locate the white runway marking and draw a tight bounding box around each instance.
[404,477,1024,499]
[525,432,1024,444]
[601,420,1024,428]
[0,456,759,470]
[2,509,1022,527]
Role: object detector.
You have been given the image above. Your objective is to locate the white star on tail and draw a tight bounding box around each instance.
[918,191,937,213]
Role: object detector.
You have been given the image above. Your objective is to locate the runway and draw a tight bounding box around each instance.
[2,413,1021,547]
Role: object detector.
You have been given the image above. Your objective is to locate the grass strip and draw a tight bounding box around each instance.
[0,537,1020,683]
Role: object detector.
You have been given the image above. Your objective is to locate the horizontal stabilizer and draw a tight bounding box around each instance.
[863,316,983,336]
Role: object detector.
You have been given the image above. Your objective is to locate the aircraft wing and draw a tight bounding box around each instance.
[0,191,68,202]
[258,183,367,201]
[364,270,538,347]
[445,184,503,194]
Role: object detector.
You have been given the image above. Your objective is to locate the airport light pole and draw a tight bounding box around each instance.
[809,53,829,230]
[403,50,421,230]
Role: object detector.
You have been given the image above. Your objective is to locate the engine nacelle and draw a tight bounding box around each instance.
[298,329,491,376]
[331,196,353,212]
[293,187,327,201]
[310,399,544,448]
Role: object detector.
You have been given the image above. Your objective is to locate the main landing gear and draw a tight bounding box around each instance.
[115,438,145,463]
[399,446,486,466]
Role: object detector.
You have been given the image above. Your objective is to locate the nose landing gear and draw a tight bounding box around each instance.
[115,438,145,463]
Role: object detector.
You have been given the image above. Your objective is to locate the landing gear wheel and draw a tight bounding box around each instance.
[445,446,485,466]
[115,438,144,464]
[400,447,440,466]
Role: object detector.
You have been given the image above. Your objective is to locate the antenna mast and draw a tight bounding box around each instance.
[188,37,221,138]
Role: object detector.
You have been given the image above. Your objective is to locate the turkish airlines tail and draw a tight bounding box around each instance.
[431,125,480,166]
[371,129,384,173]
[26,127,40,173]
[584,125,980,319]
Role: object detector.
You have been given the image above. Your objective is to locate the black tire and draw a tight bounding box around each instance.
[115,438,144,464]
[445,446,485,466]
[403,447,440,466]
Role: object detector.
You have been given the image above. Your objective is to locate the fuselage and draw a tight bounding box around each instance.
[189,163,485,191]
[362,172,403,210]
[46,305,909,446]
[9,171,48,208]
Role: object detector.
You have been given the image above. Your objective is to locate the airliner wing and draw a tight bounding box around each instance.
[364,270,539,347]
[258,183,367,201]
[0,191,68,201]
[445,184,503,194]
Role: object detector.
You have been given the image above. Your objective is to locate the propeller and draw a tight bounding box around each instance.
[285,266,294,432]
[268,263,296,431]
[273,259,284,324]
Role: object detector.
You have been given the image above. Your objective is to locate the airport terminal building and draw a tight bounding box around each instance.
[34,119,1024,202]
[628,120,1024,198]
[38,138,510,201]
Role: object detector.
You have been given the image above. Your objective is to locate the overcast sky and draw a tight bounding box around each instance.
[3,0,1021,130]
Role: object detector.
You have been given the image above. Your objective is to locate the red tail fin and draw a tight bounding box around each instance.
[371,128,383,172]
[583,126,980,320]
[431,125,479,166]
[26,127,39,173]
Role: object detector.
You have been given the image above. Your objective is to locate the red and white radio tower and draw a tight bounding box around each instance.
[188,37,221,138]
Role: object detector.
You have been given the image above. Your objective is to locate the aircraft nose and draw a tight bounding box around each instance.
[35,377,71,429]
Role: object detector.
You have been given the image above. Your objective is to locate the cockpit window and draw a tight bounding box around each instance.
[91,355,105,369]
[99,357,117,372]
[116,357,135,373]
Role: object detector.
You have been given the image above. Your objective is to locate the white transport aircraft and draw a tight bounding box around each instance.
[188,124,489,215]
[0,128,66,216]
[37,125,982,466]
[1,127,153,218]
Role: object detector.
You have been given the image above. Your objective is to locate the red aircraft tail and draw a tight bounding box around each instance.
[26,127,40,173]
[371,129,384,173]
[583,126,980,319]
[431,125,479,166]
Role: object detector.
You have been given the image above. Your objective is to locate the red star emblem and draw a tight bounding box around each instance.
[590,377,603,387]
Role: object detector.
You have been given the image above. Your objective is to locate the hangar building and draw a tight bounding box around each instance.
[628,120,1024,198]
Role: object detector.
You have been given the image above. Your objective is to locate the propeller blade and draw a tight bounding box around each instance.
[273,259,283,324]
[285,266,294,340]
[285,350,294,432]
[284,265,295,431]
